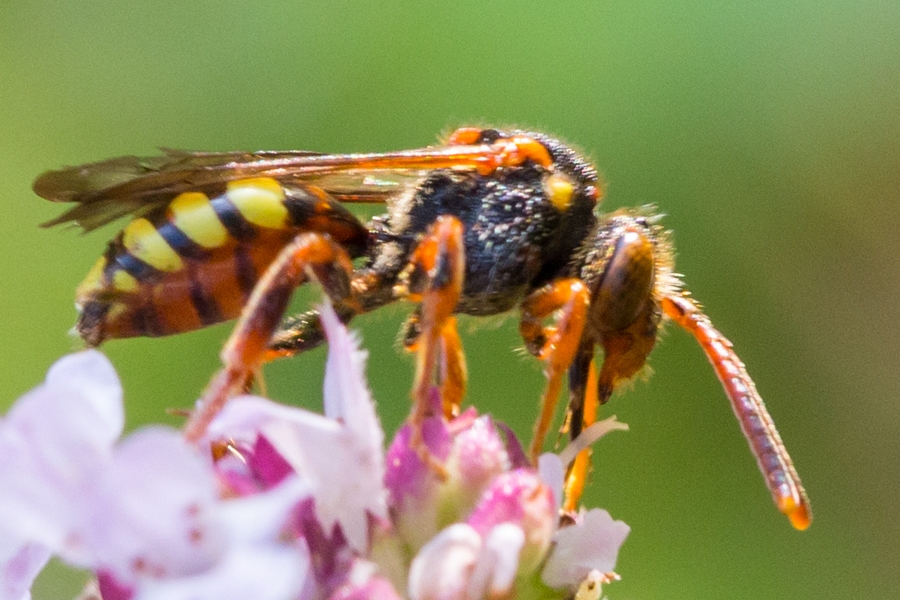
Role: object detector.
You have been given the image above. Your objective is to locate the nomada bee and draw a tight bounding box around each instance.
[35,127,811,528]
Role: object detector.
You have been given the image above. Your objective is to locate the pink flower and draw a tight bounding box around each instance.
[403,442,629,600]
[206,303,388,555]
[542,509,631,590]
[0,351,308,600]
[1,543,49,600]
[0,302,629,600]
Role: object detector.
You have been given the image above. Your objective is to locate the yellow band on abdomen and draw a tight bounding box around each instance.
[122,218,184,272]
[226,177,288,229]
[169,192,229,248]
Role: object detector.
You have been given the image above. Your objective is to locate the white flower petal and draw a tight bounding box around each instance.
[408,524,481,600]
[0,541,50,600]
[320,302,382,449]
[217,477,312,543]
[537,453,564,513]
[80,428,224,579]
[133,545,309,600]
[264,420,380,553]
[466,523,524,600]
[0,352,124,550]
[0,351,312,600]
[115,444,310,599]
[542,509,629,589]
[44,350,124,445]
[207,306,390,554]
[207,395,340,446]
[210,396,385,553]
[557,416,628,468]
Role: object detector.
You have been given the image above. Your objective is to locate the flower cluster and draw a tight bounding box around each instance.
[0,304,628,600]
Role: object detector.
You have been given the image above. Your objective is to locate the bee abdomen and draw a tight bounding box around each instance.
[75,177,368,344]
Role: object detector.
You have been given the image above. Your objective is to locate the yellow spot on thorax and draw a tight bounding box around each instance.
[122,218,184,272]
[169,192,228,248]
[544,173,575,212]
[226,177,288,229]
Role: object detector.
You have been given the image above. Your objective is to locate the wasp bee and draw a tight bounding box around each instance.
[35,127,810,529]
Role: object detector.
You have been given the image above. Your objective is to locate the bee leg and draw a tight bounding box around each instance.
[402,310,468,418]
[265,267,396,360]
[398,215,466,472]
[519,279,591,463]
[264,307,349,361]
[561,343,599,512]
[661,294,812,530]
[183,232,356,443]
[560,304,659,510]
[436,316,467,418]
[563,226,660,509]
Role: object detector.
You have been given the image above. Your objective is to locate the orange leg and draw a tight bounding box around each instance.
[563,359,600,512]
[662,294,812,530]
[183,233,355,443]
[263,269,392,362]
[437,317,467,418]
[561,225,660,508]
[560,306,657,510]
[520,279,590,463]
[397,216,466,468]
[403,313,468,419]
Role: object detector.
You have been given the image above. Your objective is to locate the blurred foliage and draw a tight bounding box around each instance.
[1,1,898,598]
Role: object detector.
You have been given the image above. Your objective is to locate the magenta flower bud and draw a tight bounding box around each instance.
[384,402,453,551]
[466,469,556,575]
[328,574,404,600]
[444,415,510,515]
[96,569,135,600]
[385,392,453,502]
[385,400,512,552]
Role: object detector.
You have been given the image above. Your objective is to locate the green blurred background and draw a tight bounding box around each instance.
[2,1,898,598]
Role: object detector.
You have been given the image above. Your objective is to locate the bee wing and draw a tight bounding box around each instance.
[309,171,424,204]
[34,146,473,232]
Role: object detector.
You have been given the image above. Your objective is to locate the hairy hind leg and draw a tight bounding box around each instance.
[394,215,466,471]
[519,279,590,463]
[264,269,393,361]
[401,309,468,419]
[183,232,356,443]
[563,224,661,509]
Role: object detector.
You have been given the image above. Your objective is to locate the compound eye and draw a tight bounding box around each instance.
[478,128,502,143]
[544,173,576,212]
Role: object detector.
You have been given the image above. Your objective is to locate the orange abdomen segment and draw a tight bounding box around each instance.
[74,178,367,345]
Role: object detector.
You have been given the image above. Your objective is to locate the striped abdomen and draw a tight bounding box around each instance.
[75,177,368,345]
